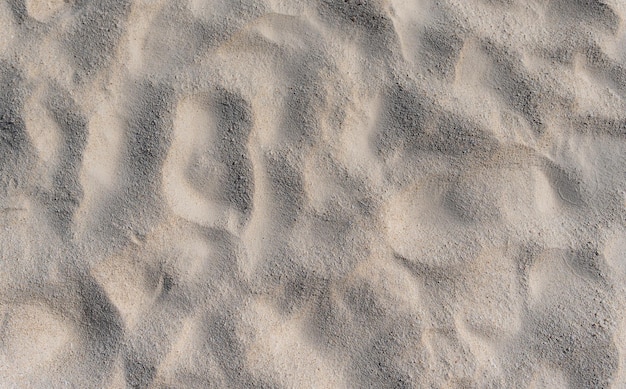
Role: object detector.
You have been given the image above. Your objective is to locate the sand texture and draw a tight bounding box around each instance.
[1,0,626,387]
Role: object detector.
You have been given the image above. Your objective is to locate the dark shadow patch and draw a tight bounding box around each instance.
[74,275,124,386]
[39,86,88,238]
[265,152,306,221]
[572,114,626,137]
[343,280,386,325]
[203,310,277,388]
[125,84,174,180]
[584,43,626,99]
[427,114,497,156]
[350,325,418,389]
[317,0,397,57]
[443,174,501,223]
[124,357,156,389]
[306,284,360,351]
[551,0,620,34]
[0,61,32,178]
[110,81,174,233]
[282,69,324,147]
[375,83,436,156]
[483,42,545,135]
[376,82,498,159]
[566,243,611,286]
[420,16,466,80]
[542,160,593,207]
[5,0,28,25]
[162,272,174,294]
[65,0,131,78]
[214,88,255,217]
[319,0,392,34]
[528,307,619,389]
[278,265,328,315]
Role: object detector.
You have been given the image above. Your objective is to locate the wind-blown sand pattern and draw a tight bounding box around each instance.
[1,0,626,387]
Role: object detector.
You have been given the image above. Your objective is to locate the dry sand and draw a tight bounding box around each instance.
[1,0,626,387]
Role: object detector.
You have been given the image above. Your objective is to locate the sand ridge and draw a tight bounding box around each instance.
[0,0,626,387]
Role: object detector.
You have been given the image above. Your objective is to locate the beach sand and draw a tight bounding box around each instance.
[1,0,626,387]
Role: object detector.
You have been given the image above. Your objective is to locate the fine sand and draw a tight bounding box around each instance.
[1,0,626,387]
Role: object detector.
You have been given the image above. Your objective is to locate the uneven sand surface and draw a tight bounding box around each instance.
[1,0,626,387]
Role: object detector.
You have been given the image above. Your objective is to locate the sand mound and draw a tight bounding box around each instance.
[1,0,626,387]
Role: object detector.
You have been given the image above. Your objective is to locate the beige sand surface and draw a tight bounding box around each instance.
[1,0,626,387]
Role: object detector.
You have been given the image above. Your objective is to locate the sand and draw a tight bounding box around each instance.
[0,0,625,387]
